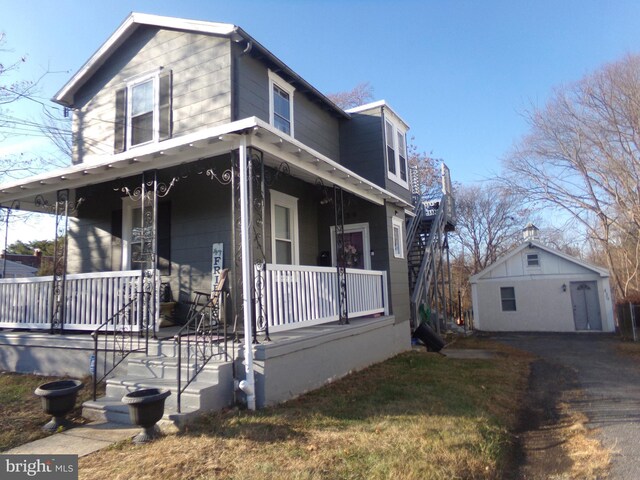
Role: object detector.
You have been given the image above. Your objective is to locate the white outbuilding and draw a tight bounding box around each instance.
[470,239,615,332]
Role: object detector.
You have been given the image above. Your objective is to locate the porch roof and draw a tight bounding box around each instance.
[0,117,411,212]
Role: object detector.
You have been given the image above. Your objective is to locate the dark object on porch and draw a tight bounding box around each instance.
[34,379,84,432]
[318,251,331,266]
[413,322,446,352]
[122,388,171,443]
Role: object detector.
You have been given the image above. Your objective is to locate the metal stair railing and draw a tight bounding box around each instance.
[91,290,151,400]
[410,195,448,327]
[406,201,426,253]
[174,270,229,413]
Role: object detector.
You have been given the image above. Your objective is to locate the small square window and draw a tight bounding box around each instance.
[527,254,539,267]
[500,287,516,311]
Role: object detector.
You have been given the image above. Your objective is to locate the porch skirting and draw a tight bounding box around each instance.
[0,333,100,378]
[249,315,410,408]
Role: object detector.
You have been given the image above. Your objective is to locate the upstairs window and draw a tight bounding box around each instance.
[384,118,408,187]
[115,69,172,153]
[527,253,540,267]
[268,70,295,137]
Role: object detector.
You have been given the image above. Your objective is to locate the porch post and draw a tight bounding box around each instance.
[334,185,349,324]
[238,135,256,410]
[1,200,19,279]
[138,170,159,340]
[50,189,70,334]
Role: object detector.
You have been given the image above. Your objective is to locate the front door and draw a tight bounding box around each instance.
[330,223,371,270]
[570,281,602,331]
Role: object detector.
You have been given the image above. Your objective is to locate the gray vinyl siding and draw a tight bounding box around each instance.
[72,27,232,163]
[339,107,412,204]
[234,51,340,160]
[385,203,410,324]
[339,111,386,187]
[315,194,409,321]
[67,155,234,308]
[264,173,319,265]
[234,51,270,124]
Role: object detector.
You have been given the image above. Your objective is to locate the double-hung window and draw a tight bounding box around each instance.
[392,216,404,259]
[384,117,408,187]
[268,70,295,136]
[115,69,172,152]
[270,190,299,265]
[500,287,517,312]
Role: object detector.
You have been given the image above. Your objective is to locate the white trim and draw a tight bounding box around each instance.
[329,222,372,270]
[346,100,411,130]
[270,190,299,265]
[0,117,411,211]
[126,70,161,149]
[268,70,295,137]
[385,117,409,188]
[392,216,404,259]
[121,197,141,270]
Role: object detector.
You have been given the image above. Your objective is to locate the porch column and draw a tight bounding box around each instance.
[238,135,256,410]
[50,189,71,334]
[1,200,20,279]
[333,185,349,324]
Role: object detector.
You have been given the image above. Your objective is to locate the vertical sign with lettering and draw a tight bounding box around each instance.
[211,243,223,292]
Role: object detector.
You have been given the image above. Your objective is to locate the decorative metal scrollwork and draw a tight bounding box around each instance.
[264,161,290,187]
[334,185,349,325]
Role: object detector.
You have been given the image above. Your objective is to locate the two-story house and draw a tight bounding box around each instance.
[0,13,428,419]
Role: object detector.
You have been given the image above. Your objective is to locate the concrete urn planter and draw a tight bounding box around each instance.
[34,379,84,432]
[122,388,171,444]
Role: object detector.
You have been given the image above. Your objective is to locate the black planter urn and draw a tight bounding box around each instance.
[34,379,84,432]
[122,388,171,444]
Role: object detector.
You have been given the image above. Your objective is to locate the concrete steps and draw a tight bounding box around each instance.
[83,347,234,429]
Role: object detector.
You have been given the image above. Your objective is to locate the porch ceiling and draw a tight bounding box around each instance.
[0,116,410,212]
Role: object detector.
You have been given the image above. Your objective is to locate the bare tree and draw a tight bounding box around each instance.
[408,144,441,201]
[500,54,640,299]
[451,183,531,274]
[326,82,374,110]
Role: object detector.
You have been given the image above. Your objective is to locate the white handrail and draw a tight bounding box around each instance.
[257,264,387,332]
[0,270,143,330]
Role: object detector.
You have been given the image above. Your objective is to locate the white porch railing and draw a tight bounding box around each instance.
[256,264,388,332]
[0,270,144,331]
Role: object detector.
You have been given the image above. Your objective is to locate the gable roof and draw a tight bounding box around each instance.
[53,12,349,119]
[469,239,610,283]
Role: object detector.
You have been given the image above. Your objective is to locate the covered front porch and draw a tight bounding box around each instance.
[0,265,388,333]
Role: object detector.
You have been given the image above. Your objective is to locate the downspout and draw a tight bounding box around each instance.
[238,134,256,410]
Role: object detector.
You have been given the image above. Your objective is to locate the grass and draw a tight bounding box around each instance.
[0,372,98,452]
[79,340,532,480]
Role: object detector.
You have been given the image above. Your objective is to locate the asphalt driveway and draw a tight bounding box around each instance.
[494,333,640,479]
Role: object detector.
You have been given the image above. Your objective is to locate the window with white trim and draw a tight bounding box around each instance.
[114,69,172,152]
[270,190,299,265]
[527,253,539,267]
[268,70,295,136]
[392,216,404,259]
[384,118,408,187]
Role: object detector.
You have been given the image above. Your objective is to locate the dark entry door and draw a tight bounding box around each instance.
[570,281,602,331]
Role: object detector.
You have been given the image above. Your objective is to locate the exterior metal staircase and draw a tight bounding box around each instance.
[406,163,456,330]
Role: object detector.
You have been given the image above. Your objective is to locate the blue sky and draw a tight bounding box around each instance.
[2,0,640,187]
